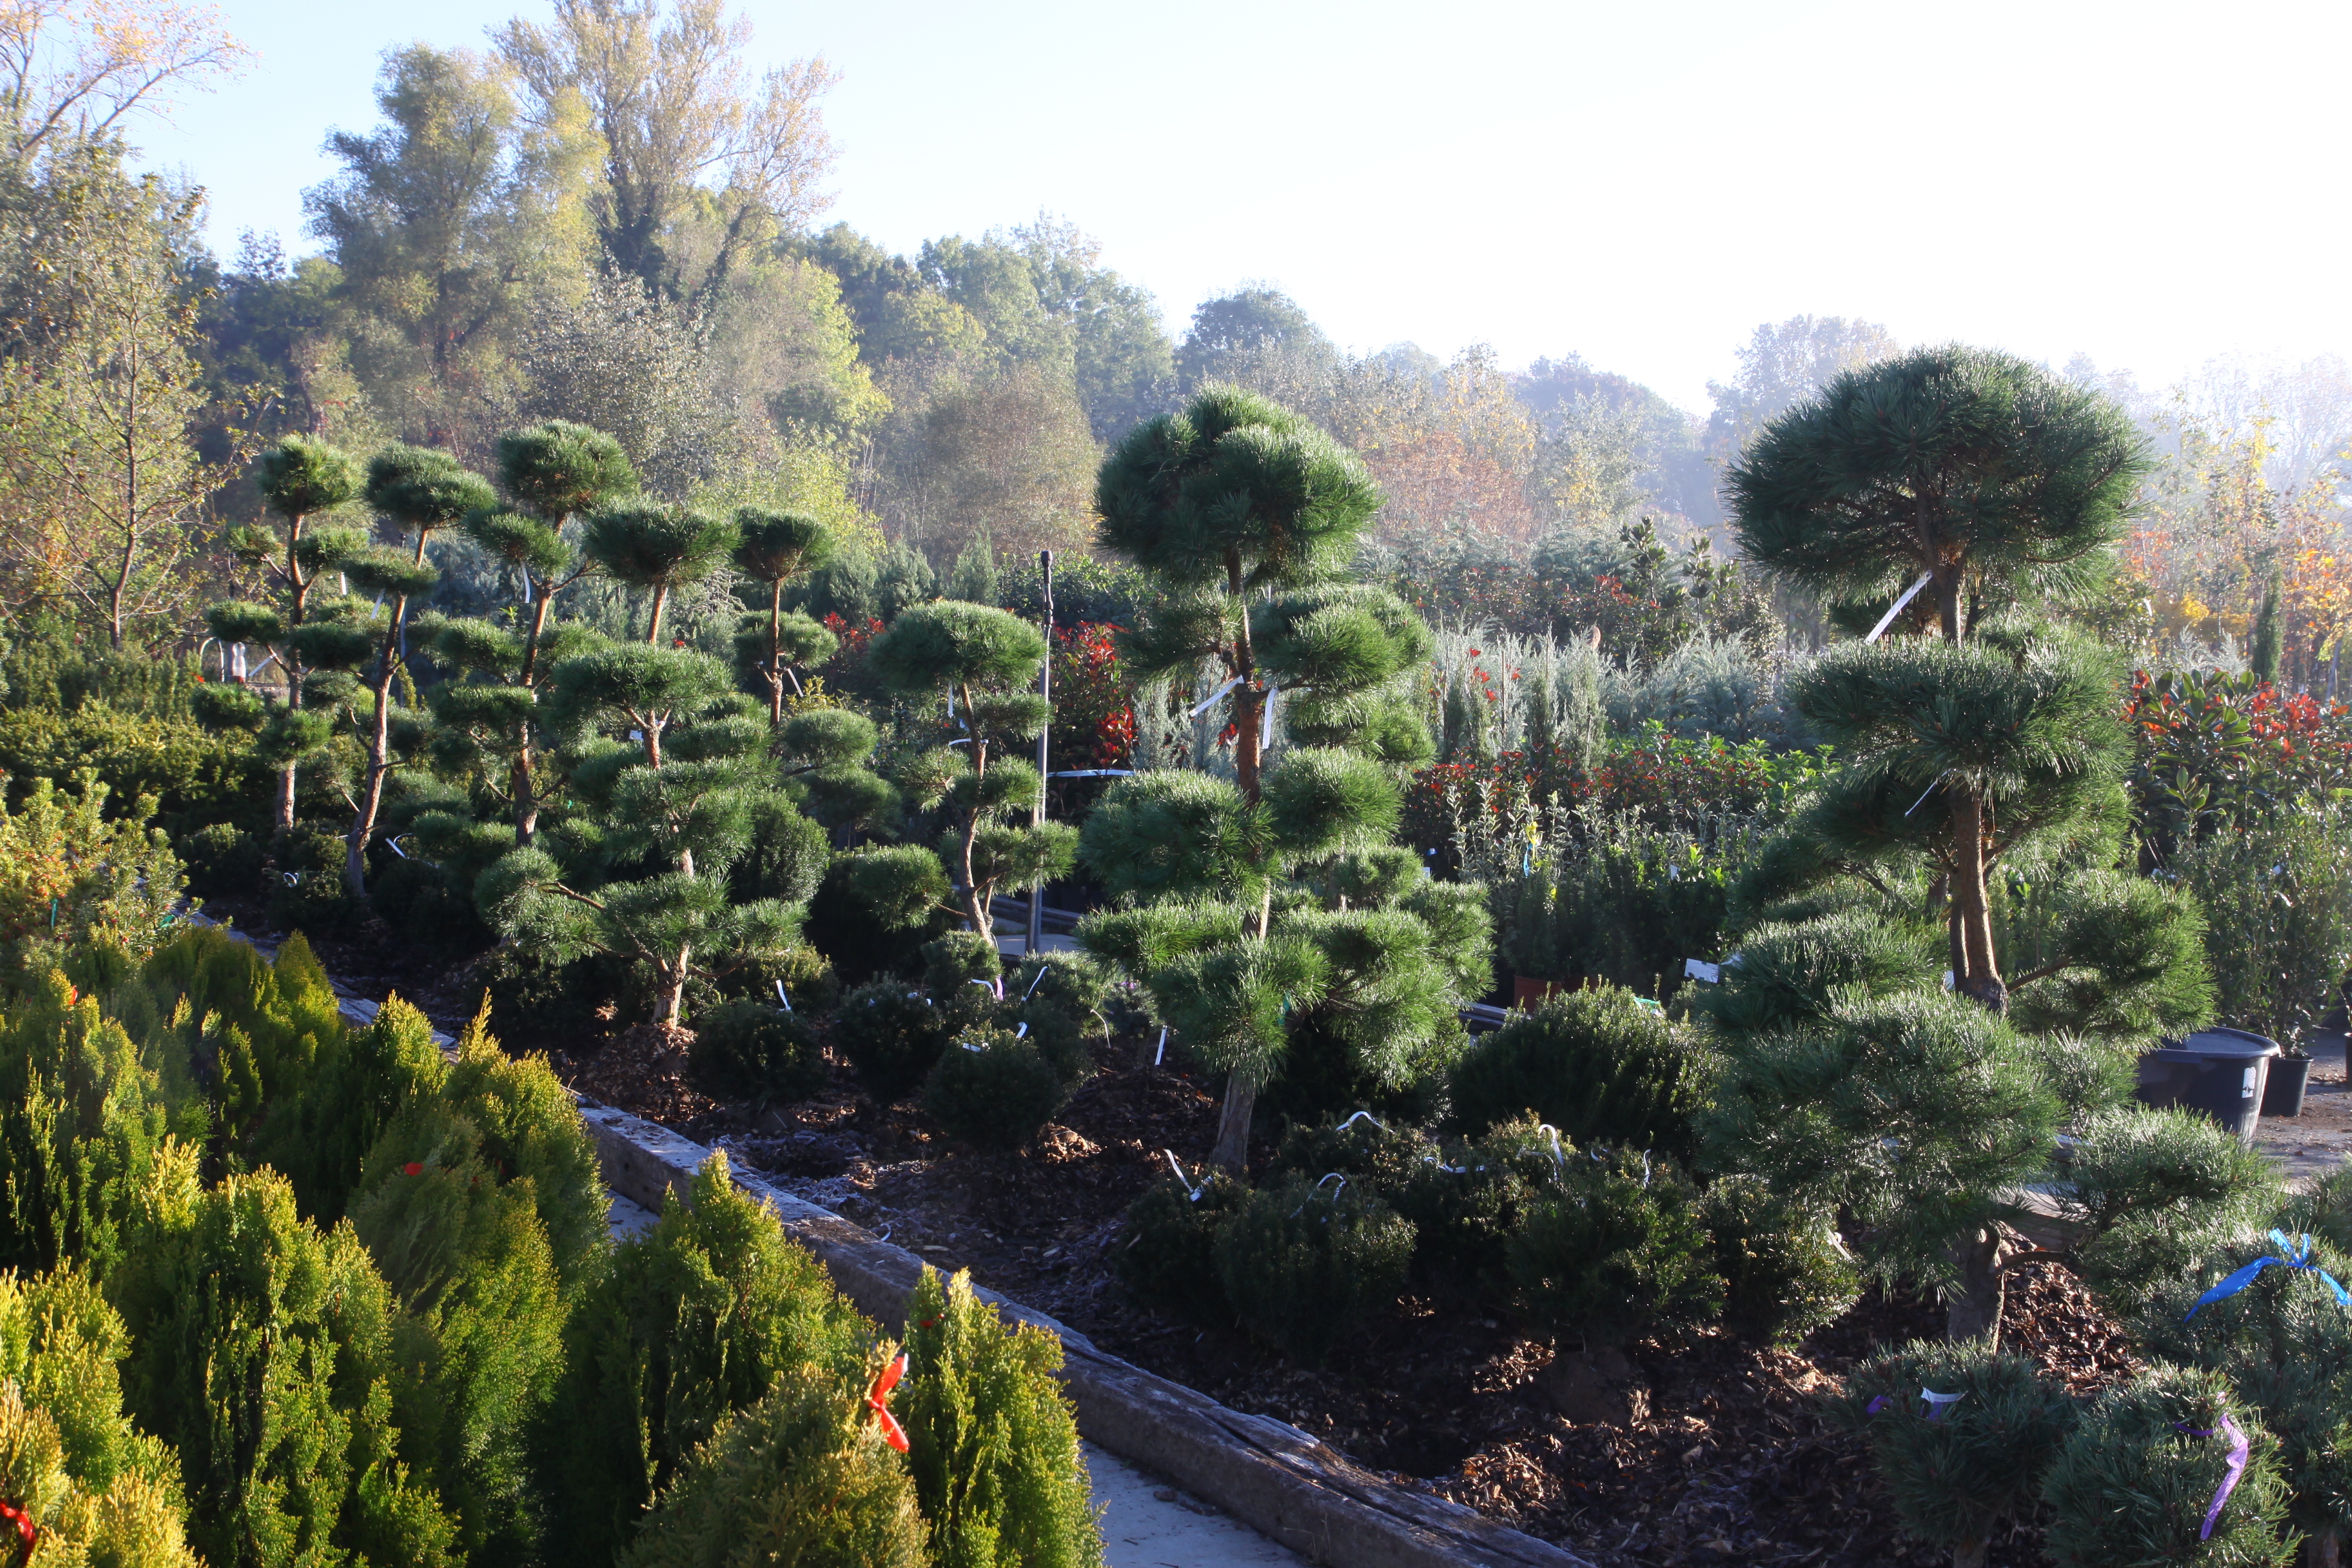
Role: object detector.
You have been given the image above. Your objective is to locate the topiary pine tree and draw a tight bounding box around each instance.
[1728,346,2149,1011]
[583,504,739,645]
[453,419,639,843]
[203,435,365,837]
[342,445,497,896]
[476,644,806,1025]
[730,509,837,727]
[866,600,1077,945]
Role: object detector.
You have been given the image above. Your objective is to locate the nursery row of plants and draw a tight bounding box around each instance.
[5,350,2352,1566]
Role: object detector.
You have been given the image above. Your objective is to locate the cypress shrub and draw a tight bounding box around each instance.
[437,1002,608,1290]
[1111,1162,1249,1327]
[921,1029,1070,1152]
[833,983,954,1103]
[687,1000,827,1109]
[1701,1175,1859,1345]
[2042,1363,2293,1568]
[900,1267,1104,1568]
[107,1153,459,1568]
[0,1378,202,1568]
[536,1154,875,1566]
[620,1358,926,1568]
[0,969,202,1277]
[1829,1339,2076,1568]
[1212,1175,1415,1363]
[125,926,342,1154]
[259,993,448,1223]
[1447,987,1712,1161]
[350,1100,566,1565]
[1503,1147,1720,1349]
[0,1264,181,1497]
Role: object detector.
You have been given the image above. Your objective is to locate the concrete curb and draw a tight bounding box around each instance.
[575,1098,1592,1568]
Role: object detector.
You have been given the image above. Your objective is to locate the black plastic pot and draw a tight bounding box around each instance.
[2134,1028,2280,1146]
[2263,1053,2314,1118]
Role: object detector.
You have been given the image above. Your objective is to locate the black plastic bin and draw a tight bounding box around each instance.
[2134,1028,2280,1145]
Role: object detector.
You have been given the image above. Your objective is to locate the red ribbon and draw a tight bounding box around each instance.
[0,1497,37,1561]
[867,1353,909,1452]
[402,1162,425,1177]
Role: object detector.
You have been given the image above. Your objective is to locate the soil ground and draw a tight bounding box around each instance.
[195,904,2173,1567]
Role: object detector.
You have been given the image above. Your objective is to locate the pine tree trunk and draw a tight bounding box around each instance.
[274,764,297,835]
[662,946,691,1027]
[2306,1527,2342,1568]
[647,584,670,645]
[346,625,402,898]
[1945,1226,2008,1344]
[1953,1538,1989,1568]
[768,581,787,728]
[1947,785,2007,1014]
[513,587,557,844]
[1211,1073,1256,1170]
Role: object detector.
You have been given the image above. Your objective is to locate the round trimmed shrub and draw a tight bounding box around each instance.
[687,1000,827,1108]
[919,932,1000,996]
[2042,1362,2293,1567]
[1448,987,1712,1160]
[1212,1175,1415,1363]
[921,1028,1069,1152]
[1390,1117,1569,1287]
[178,823,261,899]
[478,946,621,1050]
[1504,1147,1720,1348]
[1831,1339,2076,1567]
[265,827,365,937]
[1112,1163,1250,1327]
[1701,1175,1859,1345]
[832,982,953,1103]
[804,851,953,985]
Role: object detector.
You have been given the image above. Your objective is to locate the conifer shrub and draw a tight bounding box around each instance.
[687,999,827,1109]
[436,1003,608,1290]
[1111,1162,1250,1327]
[921,1028,1070,1152]
[1269,1112,1436,1191]
[1212,1175,1415,1362]
[619,1358,927,1568]
[804,850,955,985]
[833,982,954,1102]
[0,1378,201,1568]
[350,1099,566,1564]
[367,852,491,956]
[178,822,262,898]
[709,942,839,1015]
[1503,1148,1720,1348]
[1701,1175,1859,1345]
[921,932,1002,995]
[538,1154,875,1567]
[1388,1117,1571,1288]
[1448,987,1713,1161]
[2137,1232,2352,1563]
[476,945,621,1049]
[0,969,203,1277]
[899,1267,1105,1568]
[107,1152,458,1568]
[2041,1363,2294,1568]
[265,826,367,937]
[1009,1000,1094,1088]
[1829,1339,2076,1568]
[0,1265,180,1497]
[261,992,448,1222]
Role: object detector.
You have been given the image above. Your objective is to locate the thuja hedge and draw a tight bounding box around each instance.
[0,926,1102,1567]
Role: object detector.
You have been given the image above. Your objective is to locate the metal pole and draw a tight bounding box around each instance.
[1028,549,1053,956]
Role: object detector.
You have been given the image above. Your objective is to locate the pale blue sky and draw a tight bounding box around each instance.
[141,0,2349,411]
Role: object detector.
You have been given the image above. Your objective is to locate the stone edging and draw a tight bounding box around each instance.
[575,1098,1594,1568]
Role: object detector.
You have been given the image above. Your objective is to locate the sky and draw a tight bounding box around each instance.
[146,0,2352,414]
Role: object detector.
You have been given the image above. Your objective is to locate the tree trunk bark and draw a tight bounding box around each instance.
[768,581,786,728]
[1948,785,2006,1014]
[1953,1538,1989,1568]
[647,584,670,645]
[662,945,691,1027]
[346,621,402,898]
[2306,1527,2342,1568]
[1945,1225,2009,1344]
[513,587,557,844]
[1211,1073,1256,1171]
[274,764,297,834]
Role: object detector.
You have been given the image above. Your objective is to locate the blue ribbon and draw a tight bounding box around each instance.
[2185,1231,2352,1320]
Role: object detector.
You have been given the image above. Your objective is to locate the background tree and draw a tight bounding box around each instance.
[0,0,248,170]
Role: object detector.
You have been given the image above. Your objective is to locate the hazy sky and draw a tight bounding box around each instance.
[146,0,2349,412]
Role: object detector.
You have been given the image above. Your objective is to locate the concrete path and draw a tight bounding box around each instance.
[1085,1441,1303,1567]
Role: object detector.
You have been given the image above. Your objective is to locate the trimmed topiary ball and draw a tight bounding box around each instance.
[1111,1161,1250,1327]
[1212,1175,1415,1363]
[1504,1147,1720,1350]
[1448,986,1713,1160]
[177,823,261,899]
[688,1000,827,1109]
[920,1028,1069,1152]
[832,983,954,1103]
[1701,1175,1859,1345]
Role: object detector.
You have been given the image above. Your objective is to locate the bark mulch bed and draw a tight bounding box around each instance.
[207,913,2143,1568]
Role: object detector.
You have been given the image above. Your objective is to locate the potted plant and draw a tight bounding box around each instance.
[2264,1035,2315,1119]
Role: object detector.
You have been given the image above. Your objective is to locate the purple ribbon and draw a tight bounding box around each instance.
[2172,1416,2249,1540]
